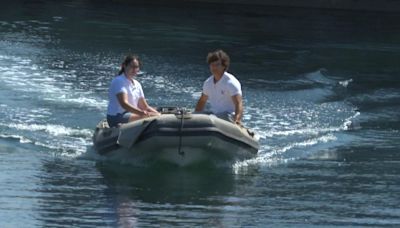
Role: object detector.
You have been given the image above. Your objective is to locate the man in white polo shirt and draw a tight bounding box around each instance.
[195,50,243,124]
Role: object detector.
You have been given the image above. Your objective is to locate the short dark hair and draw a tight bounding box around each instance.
[118,54,141,75]
[207,49,230,71]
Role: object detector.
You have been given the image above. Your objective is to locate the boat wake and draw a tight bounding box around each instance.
[0,40,361,170]
[234,69,361,170]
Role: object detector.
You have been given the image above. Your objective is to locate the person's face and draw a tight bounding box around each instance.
[209,60,225,76]
[125,59,140,77]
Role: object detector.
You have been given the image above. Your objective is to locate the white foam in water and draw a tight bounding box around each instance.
[0,101,93,158]
[0,55,108,110]
[1,45,360,164]
[33,138,91,158]
[0,121,93,157]
[0,134,33,144]
[231,69,360,171]
[351,88,400,104]
[304,68,336,85]
[5,123,92,137]
[0,29,158,159]
[142,73,199,97]
[264,127,338,137]
[233,134,338,171]
[0,51,110,157]
[342,111,361,130]
[339,78,353,88]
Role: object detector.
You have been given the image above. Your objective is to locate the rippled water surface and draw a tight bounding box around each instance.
[1,1,400,226]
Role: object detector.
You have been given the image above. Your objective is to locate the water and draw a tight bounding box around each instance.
[1,1,400,226]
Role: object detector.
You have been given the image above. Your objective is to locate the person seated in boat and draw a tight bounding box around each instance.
[106,54,160,127]
[195,49,243,125]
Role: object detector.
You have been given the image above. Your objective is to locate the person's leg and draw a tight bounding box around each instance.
[215,112,235,122]
[107,114,124,127]
[126,112,143,122]
[147,110,161,116]
[107,112,134,127]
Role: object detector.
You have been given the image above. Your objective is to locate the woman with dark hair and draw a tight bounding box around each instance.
[106,54,159,127]
[195,49,243,124]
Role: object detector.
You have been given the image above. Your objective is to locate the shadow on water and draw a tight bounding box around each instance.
[96,161,236,204]
[36,158,112,227]
[35,157,242,226]
[94,162,262,226]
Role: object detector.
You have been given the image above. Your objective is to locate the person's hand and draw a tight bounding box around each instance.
[142,110,148,117]
[148,111,160,116]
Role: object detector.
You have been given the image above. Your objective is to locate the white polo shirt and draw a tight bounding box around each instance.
[107,74,145,116]
[202,72,242,114]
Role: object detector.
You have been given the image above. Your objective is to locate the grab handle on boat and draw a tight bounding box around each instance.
[177,108,186,156]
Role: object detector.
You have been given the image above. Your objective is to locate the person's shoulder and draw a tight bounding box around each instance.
[112,74,124,82]
[133,79,142,87]
[205,75,214,82]
[224,72,240,84]
[111,75,126,87]
[203,75,214,84]
[110,75,119,84]
[224,72,237,79]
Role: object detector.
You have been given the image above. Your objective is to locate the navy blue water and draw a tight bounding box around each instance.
[1,1,400,226]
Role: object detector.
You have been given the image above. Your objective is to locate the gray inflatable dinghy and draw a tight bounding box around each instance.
[93,107,259,166]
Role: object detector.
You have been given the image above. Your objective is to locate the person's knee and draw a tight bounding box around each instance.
[128,113,142,122]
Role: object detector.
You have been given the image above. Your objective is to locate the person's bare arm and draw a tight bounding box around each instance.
[138,97,159,115]
[231,94,243,124]
[117,93,146,115]
[195,93,208,112]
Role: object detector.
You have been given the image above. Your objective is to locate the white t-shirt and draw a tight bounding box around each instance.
[107,74,145,116]
[202,72,242,114]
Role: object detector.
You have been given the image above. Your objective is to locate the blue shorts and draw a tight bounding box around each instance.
[107,112,132,127]
[215,112,235,122]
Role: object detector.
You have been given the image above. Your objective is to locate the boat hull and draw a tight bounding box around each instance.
[93,111,259,166]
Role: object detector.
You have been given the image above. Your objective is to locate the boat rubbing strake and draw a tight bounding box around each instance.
[93,107,259,166]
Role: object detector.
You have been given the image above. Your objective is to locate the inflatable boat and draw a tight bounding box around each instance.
[93,107,259,166]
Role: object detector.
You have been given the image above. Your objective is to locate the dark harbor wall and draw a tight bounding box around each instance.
[112,0,400,12]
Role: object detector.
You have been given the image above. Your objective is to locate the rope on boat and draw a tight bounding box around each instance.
[178,108,186,157]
